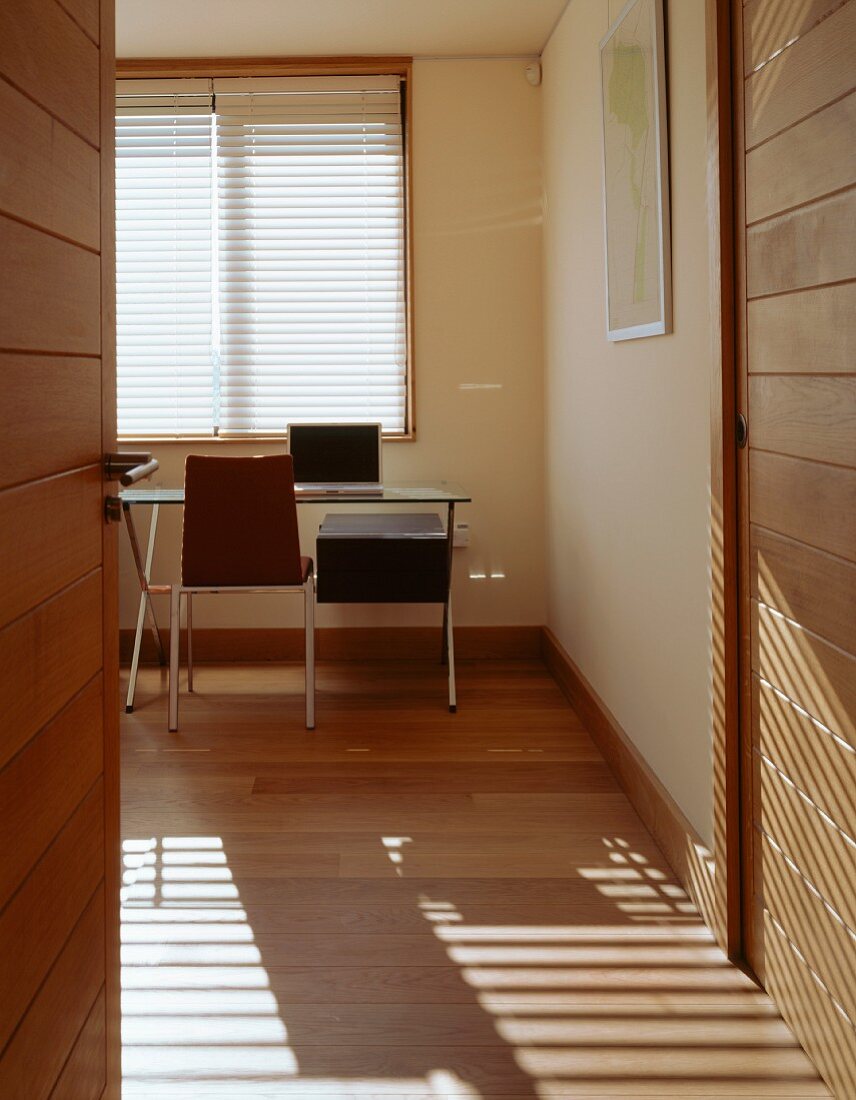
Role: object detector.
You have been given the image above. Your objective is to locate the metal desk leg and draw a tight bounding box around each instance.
[441,502,455,666]
[446,591,457,713]
[125,502,165,713]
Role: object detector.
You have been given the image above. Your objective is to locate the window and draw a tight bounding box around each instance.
[116,74,409,438]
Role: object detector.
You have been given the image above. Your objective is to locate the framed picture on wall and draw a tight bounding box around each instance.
[600,0,672,341]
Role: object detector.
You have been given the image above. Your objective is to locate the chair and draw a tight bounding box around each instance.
[168,453,315,731]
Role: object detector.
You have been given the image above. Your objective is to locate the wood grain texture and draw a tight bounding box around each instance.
[0,466,102,630]
[749,450,856,564]
[0,886,104,1100]
[50,989,106,1100]
[0,0,100,147]
[746,188,855,298]
[751,525,856,654]
[759,831,856,1026]
[743,0,847,72]
[747,282,856,374]
[759,755,856,929]
[0,79,100,248]
[746,93,856,223]
[0,572,102,770]
[753,601,856,748]
[0,215,101,355]
[750,375,856,468]
[54,0,100,45]
[0,783,103,1053]
[745,0,856,149]
[755,675,856,827]
[764,911,856,1099]
[0,675,102,908]
[0,354,101,492]
[118,659,826,1097]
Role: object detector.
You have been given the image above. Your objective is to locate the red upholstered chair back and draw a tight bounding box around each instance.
[182,454,304,587]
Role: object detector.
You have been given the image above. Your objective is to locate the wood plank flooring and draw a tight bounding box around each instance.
[120,660,828,1098]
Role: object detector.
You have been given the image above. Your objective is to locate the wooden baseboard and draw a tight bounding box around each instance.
[120,625,543,664]
[541,626,718,934]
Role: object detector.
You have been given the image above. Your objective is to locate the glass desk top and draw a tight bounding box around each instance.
[120,481,471,506]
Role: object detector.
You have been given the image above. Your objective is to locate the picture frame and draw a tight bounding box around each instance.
[600,0,672,341]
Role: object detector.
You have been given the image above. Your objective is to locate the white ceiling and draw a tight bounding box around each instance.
[116,0,569,59]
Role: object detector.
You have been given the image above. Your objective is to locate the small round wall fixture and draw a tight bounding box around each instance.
[525,62,542,87]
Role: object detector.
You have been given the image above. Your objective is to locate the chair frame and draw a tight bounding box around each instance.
[168,571,316,732]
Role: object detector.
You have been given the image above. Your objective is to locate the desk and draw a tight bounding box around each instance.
[120,482,470,712]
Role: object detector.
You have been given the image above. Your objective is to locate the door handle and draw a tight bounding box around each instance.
[104,452,159,523]
[736,413,748,449]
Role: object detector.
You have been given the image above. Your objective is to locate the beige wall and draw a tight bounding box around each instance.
[541,0,713,843]
[119,59,545,631]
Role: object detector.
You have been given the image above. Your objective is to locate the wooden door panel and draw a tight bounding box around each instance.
[0,0,117,1088]
[0,676,102,908]
[746,94,856,224]
[0,888,104,1100]
[749,375,856,468]
[0,782,103,1052]
[0,0,100,146]
[745,0,856,147]
[743,0,845,73]
[0,78,100,248]
[747,188,856,298]
[750,525,856,653]
[749,451,856,565]
[760,831,856,1026]
[0,572,102,769]
[0,216,101,354]
[753,603,856,748]
[747,283,856,375]
[0,467,102,629]
[755,677,856,828]
[0,355,101,492]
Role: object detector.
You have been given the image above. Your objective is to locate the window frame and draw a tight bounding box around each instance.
[115,56,415,442]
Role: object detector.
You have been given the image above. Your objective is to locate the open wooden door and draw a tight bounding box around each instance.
[0,0,120,1097]
[734,0,856,1093]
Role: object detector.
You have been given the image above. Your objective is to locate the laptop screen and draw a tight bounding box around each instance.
[287,424,382,484]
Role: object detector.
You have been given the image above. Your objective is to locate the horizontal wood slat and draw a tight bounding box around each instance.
[49,988,105,1100]
[747,188,856,298]
[0,783,103,1053]
[759,755,856,929]
[0,572,102,770]
[0,78,100,249]
[750,375,856,468]
[760,831,856,1025]
[0,676,102,909]
[751,525,856,654]
[0,886,104,1100]
[746,93,856,224]
[0,216,101,355]
[0,0,100,147]
[0,354,101,492]
[749,450,856,564]
[743,0,846,73]
[764,911,856,1098]
[745,0,856,149]
[752,602,856,748]
[0,466,102,631]
[54,0,100,46]
[747,282,856,374]
[755,676,856,829]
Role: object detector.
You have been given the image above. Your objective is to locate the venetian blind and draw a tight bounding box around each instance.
[213,76,407,435]
[115,80,215,436]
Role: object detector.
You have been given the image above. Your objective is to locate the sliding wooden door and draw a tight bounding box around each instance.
[734,0,856,1093]
[0,0,119,1096]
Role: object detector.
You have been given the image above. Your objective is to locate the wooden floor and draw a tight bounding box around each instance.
[120,659,828,1098]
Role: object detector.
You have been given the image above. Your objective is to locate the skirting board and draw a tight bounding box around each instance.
[541,626,719,937]
[121,625,542,664]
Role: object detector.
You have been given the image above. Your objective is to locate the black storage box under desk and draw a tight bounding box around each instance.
[316,513,449,603]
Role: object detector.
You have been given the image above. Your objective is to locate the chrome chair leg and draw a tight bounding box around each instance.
[169,586,181,731]
[446,593,457,713]
[187,592,194,693]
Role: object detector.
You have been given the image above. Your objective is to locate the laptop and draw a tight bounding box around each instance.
[287,423,384,495]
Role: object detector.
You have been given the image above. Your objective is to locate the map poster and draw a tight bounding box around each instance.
[600,0,672,341]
